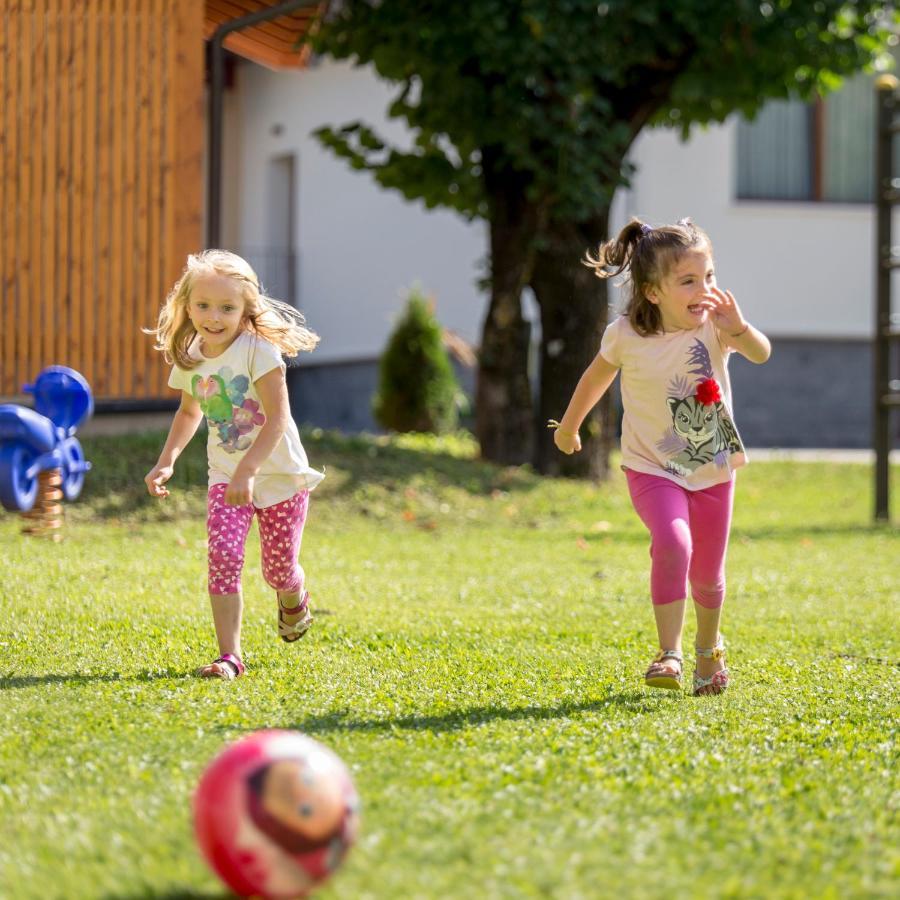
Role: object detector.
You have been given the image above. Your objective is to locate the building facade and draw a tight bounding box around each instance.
[222,55,900,448]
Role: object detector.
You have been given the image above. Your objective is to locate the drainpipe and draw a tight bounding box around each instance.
[207,0,321,248]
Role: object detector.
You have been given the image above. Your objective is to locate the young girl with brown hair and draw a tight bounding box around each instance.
[552,219,771,695]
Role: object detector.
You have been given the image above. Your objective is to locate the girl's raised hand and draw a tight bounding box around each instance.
[705,286,746,335]
[145,464,173,498]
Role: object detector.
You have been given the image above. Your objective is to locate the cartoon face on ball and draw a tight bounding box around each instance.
[246,757,347,854]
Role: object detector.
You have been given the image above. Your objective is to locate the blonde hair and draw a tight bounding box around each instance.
[147,249,319,369]
[584,218,711,336]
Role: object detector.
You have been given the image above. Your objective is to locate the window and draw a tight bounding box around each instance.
[265,154,297,306]
[736,67,898,203]
[241,154,298,306]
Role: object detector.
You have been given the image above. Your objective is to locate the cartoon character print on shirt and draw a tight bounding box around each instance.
[192,374,232,424]
[192,367,266,453]
[656,339,743,478]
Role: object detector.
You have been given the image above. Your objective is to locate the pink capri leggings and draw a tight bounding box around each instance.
[625,469,734,609]
[206,484,310,596]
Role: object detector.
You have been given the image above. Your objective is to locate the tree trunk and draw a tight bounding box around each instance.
[530,212,615,479]
[475,183,537,466]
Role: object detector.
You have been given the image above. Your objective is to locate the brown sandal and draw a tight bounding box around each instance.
[198,653,245,680]
[644,649,683,690]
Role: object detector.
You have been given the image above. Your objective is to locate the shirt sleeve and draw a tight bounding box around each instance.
[249,336,285,383]
[167,365,188,392]
[599,317,623,368]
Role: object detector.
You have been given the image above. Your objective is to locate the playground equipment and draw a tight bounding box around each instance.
[0,367,93,536]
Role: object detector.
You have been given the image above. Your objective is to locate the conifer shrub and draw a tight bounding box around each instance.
[373,288,463,433]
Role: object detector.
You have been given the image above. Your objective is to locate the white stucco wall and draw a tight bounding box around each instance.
[226,58,888,359]
[226,58,487,364]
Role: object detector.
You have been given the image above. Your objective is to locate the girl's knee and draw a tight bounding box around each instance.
[265,574,301,593]
[651,527,692,574]
[649,525,691,605]
[262,562,302,594]
[209,539,244,569]
[209,563,242,596]
[653,518,691,551]
[653,543,690,570]
[692,582,725,609]
[208,542,244,594]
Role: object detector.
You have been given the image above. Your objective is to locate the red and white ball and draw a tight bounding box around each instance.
[193,730,359,898]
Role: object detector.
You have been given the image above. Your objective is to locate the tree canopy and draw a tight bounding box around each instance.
[313,1,897,474]
[315,1,895,229]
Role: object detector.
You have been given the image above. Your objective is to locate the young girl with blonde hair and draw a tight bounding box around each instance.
[145,250,323,679]
[552,219,771,695]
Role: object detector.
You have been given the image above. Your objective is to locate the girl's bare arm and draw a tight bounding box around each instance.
[145,391,204,497]
[553,353,619,454]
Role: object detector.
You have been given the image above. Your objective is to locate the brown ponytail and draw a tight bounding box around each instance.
[584,217,711,336]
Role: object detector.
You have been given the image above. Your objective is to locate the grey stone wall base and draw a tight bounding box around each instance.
[729,338,898,449]
[286,339,899,450]
[287,359,381,433]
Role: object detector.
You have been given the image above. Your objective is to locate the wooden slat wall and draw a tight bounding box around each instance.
[0,0,203,401]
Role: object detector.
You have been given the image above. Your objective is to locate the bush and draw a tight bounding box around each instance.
[373,288,463,434]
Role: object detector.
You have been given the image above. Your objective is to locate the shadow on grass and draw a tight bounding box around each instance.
[103,892,227,900]
[572,520,895,550]
[272,689,675,737]
[0,670,190,690]
[77,428,542,521]
[732,521,898,540]
[833,653,899,667]
[77,429,895,530]
[305,429,540,501]
[74,430,210,521]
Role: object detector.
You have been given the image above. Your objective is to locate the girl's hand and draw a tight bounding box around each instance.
[225,470,254,506]
[145,464,173,498]
[553,427,582,455]
[704,286,746,336]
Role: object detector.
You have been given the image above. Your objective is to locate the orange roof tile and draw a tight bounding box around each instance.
[204,0,326,70]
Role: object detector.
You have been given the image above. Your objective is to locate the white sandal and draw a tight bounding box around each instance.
[693,636,729,696]
[278,591,313,643]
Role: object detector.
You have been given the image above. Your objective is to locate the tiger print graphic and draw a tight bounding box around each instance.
[665,395,742,476]
[657,338,744,478]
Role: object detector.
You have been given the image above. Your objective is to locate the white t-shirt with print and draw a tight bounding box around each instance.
[600,316,747,491]
[168,332,324,507]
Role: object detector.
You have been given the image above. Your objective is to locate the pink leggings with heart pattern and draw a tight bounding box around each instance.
[206,484,309,596]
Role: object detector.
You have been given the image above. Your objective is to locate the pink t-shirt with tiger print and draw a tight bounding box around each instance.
[599,315,747,490]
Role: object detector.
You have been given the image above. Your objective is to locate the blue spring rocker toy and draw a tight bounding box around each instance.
[0,366,93,512]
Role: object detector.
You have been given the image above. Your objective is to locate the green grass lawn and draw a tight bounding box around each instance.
[1,430,897,899]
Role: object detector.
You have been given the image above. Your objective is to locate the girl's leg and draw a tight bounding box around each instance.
[203,484,254,675]
[257,490,310,632]
[687,478,735,680]
[653,599,687,657]
[207,592,244,671]
[625,470,692,668]
[693,605,723,678]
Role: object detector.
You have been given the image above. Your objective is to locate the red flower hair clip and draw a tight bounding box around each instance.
[695,378,721,406]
